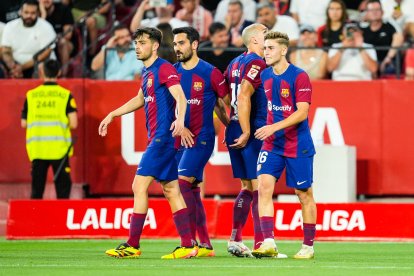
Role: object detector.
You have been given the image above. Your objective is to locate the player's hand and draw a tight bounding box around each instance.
[230,132,250,148]
[222,127,227,144]
[255,125,276,141]
[170,119,185,137]
[98,113,114,137]
[180,127,195,148]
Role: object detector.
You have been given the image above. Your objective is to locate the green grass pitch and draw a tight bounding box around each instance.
[1,239,413,275]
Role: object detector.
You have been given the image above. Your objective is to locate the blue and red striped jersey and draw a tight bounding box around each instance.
[260,64,315,158]
[174,59,229,145]
[224,52,267,130]
[141,57,181,143]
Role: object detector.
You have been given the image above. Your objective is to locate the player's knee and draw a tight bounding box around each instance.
[162,185,180,200]
[295,189,314,205]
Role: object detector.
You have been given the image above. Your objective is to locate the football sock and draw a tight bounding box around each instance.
[260,216,275,240]
[173,208,194,247]
[230,189,253,242]
[193,186,212,248]
[179,179,197,240]
[127,212,147,248]
[303,223,316,246]
[252,190,263,249]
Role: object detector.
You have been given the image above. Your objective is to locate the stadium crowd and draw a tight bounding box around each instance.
[0,0,413,80]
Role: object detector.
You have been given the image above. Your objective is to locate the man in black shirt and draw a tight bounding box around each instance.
[39,0,76,77]
[361,0,404,75]
[198,22,241,73]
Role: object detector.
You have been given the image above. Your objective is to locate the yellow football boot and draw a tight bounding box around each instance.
[161,246,199,259]
[294,244,315,259]
[252,240,278,258]
[196,246,215,257]
[105,243,141,258]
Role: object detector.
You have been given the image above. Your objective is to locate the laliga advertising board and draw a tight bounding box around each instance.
[7,199,414,240]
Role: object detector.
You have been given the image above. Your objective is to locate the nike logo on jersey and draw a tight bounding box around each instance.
[265,89,271,93]
[297,180,307,185]
[178,169,187,172]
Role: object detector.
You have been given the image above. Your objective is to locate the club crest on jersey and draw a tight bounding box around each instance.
[193,81,203,91]
[281,88,290,98]
[147,78,153,88]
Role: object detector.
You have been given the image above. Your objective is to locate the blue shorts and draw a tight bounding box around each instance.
[136,140,178,182]
[225,121,263,179]
[175,141,214,183]
[257,150,314,189]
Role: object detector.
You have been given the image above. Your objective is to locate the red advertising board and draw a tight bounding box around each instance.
[2,80,414,196]
[7,199,414,241]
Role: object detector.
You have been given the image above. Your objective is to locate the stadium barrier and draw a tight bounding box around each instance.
[1,79,414,196]
[7,199,414,241]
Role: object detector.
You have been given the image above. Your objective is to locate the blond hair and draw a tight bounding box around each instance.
[242,23,266,47]
[264,31,289,47]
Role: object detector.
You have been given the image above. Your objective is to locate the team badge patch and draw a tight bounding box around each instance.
[193,81,203,91]
[281,88,290,98]
[147,78,153,88]
[247,67,259,80]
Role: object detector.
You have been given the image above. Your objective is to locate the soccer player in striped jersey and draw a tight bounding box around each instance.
[172,26,230,257]
[99,27,198,259]
[223,23,268,257]
[252,31,317,259]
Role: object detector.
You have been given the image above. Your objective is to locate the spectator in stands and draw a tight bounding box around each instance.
[256,1,299,46]
[198,22,239,73]
[68,0,110,55]
[405,48,414,80]
[361,0,404,76]
[91,24,143,80]
[290,25,328,80]
[290,0,330,29]
[1,0,56,78]
[317,0,348,48]
[156,22,176,63]
[39,0,75,77]
[214,0,257,23]
[327,22,378,80]
[0,0,22,23]
[224,0,254,47]
[175,0,213,41]
[379,0,414,31]
[130,0,188,32]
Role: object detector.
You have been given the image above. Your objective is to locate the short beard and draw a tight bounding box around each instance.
[176,51,193,63]
[23,17,37,27]
[138,51,152,62]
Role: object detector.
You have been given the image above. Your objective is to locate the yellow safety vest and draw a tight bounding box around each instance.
[26,84,73,161]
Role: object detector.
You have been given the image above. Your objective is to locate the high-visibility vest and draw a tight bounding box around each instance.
[26,84,73,161]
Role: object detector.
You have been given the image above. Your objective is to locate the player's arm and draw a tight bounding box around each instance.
[214,98,230,127]
[255,102,309,140]
[230,79,254,148]
[168,84,187,137]
[98,88,144,136]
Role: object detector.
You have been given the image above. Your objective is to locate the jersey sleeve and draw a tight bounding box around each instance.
[66,94,77,114]
[295,71,312,103]
[242,59,266,89]
[211,67,229,98]
[159,62,181,88]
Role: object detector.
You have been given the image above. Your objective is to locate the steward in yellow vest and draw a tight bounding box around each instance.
[21,60,78,199]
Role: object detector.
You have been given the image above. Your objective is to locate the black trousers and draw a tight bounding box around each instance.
[31,159,72,199]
